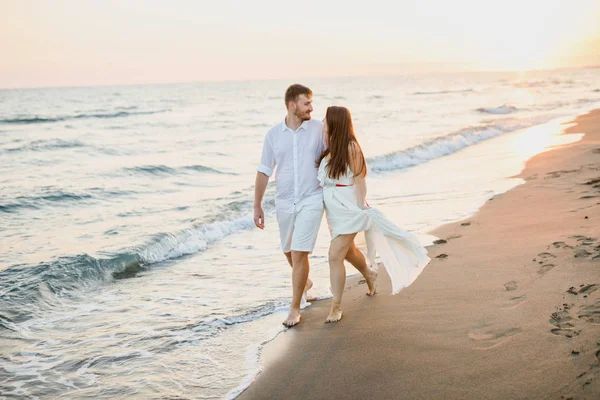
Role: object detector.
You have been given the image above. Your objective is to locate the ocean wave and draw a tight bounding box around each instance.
[0,109,170,125]
[3,138,85,153]
[0,198,266,323]
[411,89,474,95]
[0,253,143,323]
[134,214,255,264]
[577,97,600,104]
[0,314,22,332]
[1,191,93,213]
[208,300,289,327]
[322,95,346,101]
[122,164,231,176]
[0,202,37,213]
[368,114,559,173]
[247,123,271,128]
[476,104,518,114]
[0,188,134,213]
[510,79,576,88]
[181,165,231,174]
[123,165,178,175]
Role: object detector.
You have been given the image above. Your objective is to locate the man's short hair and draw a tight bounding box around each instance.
[284,84,312,108]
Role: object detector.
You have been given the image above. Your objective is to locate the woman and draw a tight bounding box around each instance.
[318,106,430,323]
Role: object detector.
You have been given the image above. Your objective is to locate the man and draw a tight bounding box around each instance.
[254,84,326,327]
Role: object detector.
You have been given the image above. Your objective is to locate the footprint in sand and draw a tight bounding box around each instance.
[574,249,592,258]
[550,310,575,329]
[578,300,600,325]
[571,235,591,240]
[501,294,527,309]
[546,169,580,179]
[570,235,596,246]
[551,328,580,338]
[567,286,579,295]
[504,281,518,291]
[579,284,599,295]
[569,236,599,259]
[469,326,521,350]
[550,283,599,338]
[569,204,596,212]
[552,241,573,249]
[538,263,556,276]
[537,252,557,260]
[584,177,600,186]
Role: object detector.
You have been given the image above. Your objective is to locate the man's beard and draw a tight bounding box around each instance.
[295,109,311,121]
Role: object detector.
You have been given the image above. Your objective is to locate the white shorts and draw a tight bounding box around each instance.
[276,202,324,253]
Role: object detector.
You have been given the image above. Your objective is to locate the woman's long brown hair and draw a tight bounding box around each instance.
[317,106,366,179]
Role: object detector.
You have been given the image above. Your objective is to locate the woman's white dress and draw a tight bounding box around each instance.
[318,158,430,294]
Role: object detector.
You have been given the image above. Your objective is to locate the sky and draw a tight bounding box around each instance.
[1,0,599,88]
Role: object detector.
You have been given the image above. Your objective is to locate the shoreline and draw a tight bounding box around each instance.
[237,109,600,399]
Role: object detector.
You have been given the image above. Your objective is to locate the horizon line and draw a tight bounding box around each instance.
[1,65,598,91]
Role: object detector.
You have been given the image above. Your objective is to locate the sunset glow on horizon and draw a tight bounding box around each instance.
[1,0,599,89]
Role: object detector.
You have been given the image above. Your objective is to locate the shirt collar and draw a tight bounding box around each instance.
[282,118,309,132]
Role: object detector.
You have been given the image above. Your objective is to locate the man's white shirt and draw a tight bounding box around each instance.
[258,119,326,213]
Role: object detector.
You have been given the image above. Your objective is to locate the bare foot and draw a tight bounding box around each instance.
[304,278,315,301]
[364,266,378,296]
[282,308,301,327]
[325,306,343,323]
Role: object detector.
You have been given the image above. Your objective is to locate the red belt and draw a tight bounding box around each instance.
[333,184,369,207]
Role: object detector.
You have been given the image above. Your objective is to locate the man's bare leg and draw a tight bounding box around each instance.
[284,252,293,267]
[282,251,310,327]
[344,242,377,296]
[284,251,314,300]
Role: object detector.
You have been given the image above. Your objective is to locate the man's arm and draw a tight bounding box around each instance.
[254,172,269,229]
[255,132,275,229]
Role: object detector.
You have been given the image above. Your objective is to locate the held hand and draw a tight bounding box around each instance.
[254,206,265,229]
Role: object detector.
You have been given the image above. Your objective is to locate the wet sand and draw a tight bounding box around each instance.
[238,110,600,400]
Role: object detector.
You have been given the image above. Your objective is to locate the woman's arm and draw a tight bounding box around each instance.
[353,174,368,208]
[348,142,368,208]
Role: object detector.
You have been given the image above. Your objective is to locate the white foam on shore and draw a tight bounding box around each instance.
[368,114,560,173]
[476,104,518,114]
[137,216,256,264]
[225,321,286,400]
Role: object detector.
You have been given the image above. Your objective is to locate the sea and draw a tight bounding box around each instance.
[1,68,599,399]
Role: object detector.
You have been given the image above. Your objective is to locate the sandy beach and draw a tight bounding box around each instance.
[238,110,600,400]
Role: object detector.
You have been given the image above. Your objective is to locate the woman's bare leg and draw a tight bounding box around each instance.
[326,233,356,323]
[344,242,377,296]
